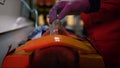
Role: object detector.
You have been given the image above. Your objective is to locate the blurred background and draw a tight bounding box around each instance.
[0,0,84,67]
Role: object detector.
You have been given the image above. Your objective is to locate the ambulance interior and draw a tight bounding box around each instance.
[0,0,105,68]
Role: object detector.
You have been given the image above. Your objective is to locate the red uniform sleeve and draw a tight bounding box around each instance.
[86,0,100,13]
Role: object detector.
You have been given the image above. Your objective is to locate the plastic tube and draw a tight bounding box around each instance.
[21,0,38,29]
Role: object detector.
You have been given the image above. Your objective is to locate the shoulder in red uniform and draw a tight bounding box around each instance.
[81,0,120,68]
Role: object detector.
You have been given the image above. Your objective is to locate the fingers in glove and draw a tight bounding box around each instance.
[58,4,71,20]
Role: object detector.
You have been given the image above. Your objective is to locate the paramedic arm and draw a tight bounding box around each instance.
[48,0,100,24]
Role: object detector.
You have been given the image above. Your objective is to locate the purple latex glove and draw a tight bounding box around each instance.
[48,0,90,24]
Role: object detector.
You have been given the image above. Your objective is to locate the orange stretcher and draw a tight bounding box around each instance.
[2,21,105,68]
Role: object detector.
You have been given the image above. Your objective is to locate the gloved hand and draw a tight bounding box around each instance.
[48,0,90,24]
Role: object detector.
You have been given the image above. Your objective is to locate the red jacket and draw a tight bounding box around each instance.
[81,0,120,68]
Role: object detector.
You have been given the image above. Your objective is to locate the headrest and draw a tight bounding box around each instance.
[16,35,96,54]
